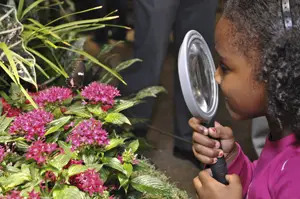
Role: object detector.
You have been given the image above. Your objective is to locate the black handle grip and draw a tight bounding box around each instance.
[211,156,228,185]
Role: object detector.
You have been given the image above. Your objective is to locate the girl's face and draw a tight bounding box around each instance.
[214,18,267,120]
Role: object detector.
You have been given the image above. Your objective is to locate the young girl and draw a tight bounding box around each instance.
[189,0,300,198]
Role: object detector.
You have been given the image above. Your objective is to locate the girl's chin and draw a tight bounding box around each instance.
[225,101,247,120]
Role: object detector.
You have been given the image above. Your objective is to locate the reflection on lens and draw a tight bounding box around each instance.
[188,40,214,113]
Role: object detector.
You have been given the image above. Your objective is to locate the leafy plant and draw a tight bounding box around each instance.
[0,0,128,105]
[0,82,188,198]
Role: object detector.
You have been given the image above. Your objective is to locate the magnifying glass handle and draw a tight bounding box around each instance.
[206,120,229,185]
[211,156,228,185]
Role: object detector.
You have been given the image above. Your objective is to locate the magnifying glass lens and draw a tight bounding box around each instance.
[188,41,214,113]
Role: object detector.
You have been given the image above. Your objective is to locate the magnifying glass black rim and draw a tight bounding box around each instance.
[178,30,219,122]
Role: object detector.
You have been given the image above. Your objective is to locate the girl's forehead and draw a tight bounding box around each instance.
[215,18,243,57]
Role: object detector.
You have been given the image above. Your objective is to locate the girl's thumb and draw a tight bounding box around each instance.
[225,174,241,185]
[208,121,233,139]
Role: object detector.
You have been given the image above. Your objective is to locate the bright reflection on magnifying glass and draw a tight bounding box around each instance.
[188,41,214,113]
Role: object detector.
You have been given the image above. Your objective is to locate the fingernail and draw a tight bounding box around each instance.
[215,141,220,149]
[213,158,217,164]
[218,151,224,158]
[214,121,221,127]
[198,126,203,132]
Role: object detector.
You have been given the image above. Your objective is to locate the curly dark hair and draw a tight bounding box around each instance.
[223,0,300,138]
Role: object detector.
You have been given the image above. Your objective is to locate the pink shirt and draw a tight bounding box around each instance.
[228,134,300,199]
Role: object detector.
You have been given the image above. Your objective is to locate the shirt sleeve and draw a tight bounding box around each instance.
[227,143,257,198]
[271,155,300,199]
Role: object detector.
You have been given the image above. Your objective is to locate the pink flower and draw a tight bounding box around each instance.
[67,118,109,150]
[117,155,123,164]
[63,122,74,131]
[25,141,58,164]
[81,82,120,105]
[63,159,84,169]
[0,146,6,163]
[1,98,21,117]
[69,169,106,196]
[101,104,113,112]
[9,109,53,141]
[33,87,72,106]
[45,171,56,182]
[28,190,40,199]
[3,190,23,199]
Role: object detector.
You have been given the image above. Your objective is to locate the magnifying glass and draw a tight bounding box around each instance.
[178,30,228,185]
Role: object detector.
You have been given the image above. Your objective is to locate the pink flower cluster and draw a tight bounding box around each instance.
[69,169,107,196]
[1,190,40,199]
[0,146,5,163]
[1,190,22,199]
[25,141,57,164]
[1,98,21,117]
[67,118,109,150]
[33,87,72,106]
[9,109,53,141]
[28,190,40,199]
[81,82,120,105]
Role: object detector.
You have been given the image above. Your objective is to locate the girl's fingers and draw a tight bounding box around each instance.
[193,147,217,164]
[208,125,233,140]
[193,132,217,148]
[189,118,205,132]
[193,143,222,158]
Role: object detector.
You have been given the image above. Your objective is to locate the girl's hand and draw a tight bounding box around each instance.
[189,117,236,164]
[193,170,242,199]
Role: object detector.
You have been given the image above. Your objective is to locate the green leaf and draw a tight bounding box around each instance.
[27,47,68,78]
[113,100,138,113]
[46,6,103,26]
[0,135,13,143]
[65,104,91,118]
[85,164,103,172]
[57,46,125,84]
[135,86,167,100]
[99,167,110,183]
[123,163,133,177]
[49,153,72,170]
[82,154,96,165]
[87,105,106,117]
[0,164,31,191]
[118,173,129,192]
[101,59,142,84]
[67,165,88,177]
[105,113,131,125]
[104,138,125,151]
[17,0,25,19]
[15,140,29,151]
[0,116,13,133]
[0,42,20,84]
[53,185,87,199]
[58,141,73,156]
[6,165,21,173]
[45,116,71,136]
[127,140,139,153]
[21,0,45,19]
[131,175,169,195]
[106,158,127,175]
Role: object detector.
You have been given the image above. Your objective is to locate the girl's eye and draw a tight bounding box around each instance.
[219,62,230,74]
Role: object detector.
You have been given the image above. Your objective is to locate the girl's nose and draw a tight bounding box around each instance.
[215,67,222,85]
